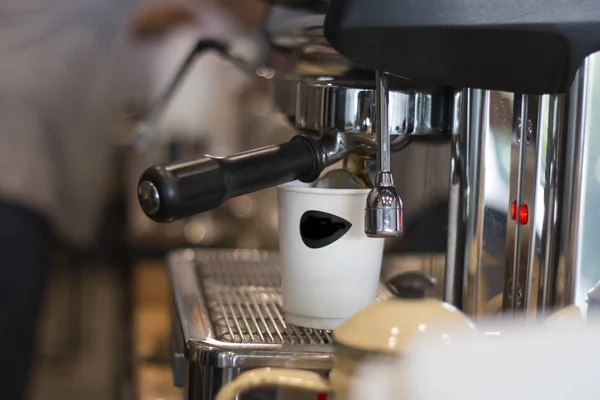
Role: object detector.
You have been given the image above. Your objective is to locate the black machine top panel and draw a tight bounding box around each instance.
[324,0,600,94]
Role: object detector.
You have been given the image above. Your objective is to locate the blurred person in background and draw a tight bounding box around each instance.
[0,1,267,398]
[0,1,134,398]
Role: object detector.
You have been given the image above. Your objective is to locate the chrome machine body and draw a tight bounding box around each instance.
[135,0,600,398]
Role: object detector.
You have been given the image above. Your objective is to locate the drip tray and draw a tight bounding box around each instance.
[168,249,444,370]
[199,257,335,345]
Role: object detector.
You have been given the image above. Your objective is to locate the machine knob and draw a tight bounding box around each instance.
[386,271,437,299]
[138,181,161,216]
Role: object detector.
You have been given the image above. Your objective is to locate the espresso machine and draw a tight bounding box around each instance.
[136,1,600,398]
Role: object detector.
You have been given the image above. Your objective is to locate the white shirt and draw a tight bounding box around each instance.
[0,0,132,246]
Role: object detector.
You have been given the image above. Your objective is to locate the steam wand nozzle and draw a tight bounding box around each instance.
[365,71,403,238]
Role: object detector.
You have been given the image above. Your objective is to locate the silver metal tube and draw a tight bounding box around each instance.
[539,94,567,312]
[376,70,391,172]
[444,89,467,307]
[463,89,488,316]
[445,89,489,315]
[365,71,403,237]
[508,95,529,312]
[557,57,592,309]
[523,96,547,313]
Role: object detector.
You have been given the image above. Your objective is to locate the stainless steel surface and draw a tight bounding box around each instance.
[365,71,403,238]
[200,259,334,345]
[445,89,513,316]
[170,249,445,400]
[138,180,160,216]
[443,90,463,305]
[365,173,403,237]
[448,89,487,315]
[554,53,600,311]
[294,76,448,140]
[502,93,552,316]
[557,62,590,309]
[376,72,391,172]
[486,53,600,317]
[507,96,530,311]
[446,53,600,318]
[523,96,547,313]
[539,95,567,312]
[169,248,395,370]
[317,130,353,165]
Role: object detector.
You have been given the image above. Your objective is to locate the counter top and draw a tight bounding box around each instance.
[133,261,183,400]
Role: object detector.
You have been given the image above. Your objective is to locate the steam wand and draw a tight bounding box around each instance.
[365,71,403,237]
[134,39,264,151]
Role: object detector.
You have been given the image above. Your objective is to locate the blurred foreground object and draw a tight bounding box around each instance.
[352,323,600,400]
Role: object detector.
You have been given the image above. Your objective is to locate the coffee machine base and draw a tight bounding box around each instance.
[167,248,445,399]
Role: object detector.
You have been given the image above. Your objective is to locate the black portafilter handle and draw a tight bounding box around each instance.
[137,135,325,223]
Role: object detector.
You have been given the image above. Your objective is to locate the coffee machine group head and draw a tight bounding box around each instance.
[136,12,450,238]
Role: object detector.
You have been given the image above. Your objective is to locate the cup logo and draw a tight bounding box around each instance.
[299,210,352,249]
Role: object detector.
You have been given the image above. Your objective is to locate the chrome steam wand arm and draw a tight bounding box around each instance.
[376,70,391,172]
[365,71,403,238]
[134,39,264,151]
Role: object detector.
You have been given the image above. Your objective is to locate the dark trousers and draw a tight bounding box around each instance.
[0,202,50,400]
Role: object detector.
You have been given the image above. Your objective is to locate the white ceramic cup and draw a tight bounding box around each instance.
[277,182,385,330]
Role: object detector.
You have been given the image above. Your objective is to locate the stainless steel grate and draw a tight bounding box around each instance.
[197,256,334,345]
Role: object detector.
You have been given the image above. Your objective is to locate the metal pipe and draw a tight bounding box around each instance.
[364,71,403,238]
[444,89,467,307]
[539,94,567,311]
[445,88,488,316]
[376,70,391,172]
[557,57,592,309]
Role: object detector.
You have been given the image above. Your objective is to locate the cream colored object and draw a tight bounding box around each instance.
[334,299,476,354]
[543,305,585,326]
[214,272,476,400]
[352,323,600,400]
[482,296,585,323]
[216,369,331,400]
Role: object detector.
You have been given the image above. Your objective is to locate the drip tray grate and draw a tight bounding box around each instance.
[171,249,439,369]
[197,257,334,345]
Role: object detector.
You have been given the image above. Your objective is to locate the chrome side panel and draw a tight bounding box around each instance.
[450,52,600,318]
[445,89,513,316]
[556,53,600,311]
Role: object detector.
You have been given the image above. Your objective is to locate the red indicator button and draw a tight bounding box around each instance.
[518,204,529,225]
[510,200,517,220]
